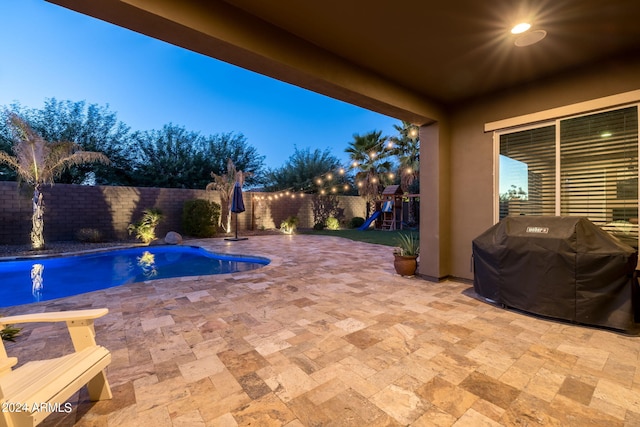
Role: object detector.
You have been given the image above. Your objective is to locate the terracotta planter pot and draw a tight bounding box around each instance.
[393,254,418,276]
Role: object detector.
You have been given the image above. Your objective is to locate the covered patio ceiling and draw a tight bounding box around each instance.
[47,0,640,124]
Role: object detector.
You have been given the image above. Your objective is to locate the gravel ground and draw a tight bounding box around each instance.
[0,229,285,258]
[0,241,137,258]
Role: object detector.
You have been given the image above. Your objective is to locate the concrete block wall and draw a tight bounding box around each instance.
[0,182,366,244]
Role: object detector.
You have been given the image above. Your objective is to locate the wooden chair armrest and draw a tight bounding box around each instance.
[0,357,18,376]
[0,308,108,327]
[0,309,108,352]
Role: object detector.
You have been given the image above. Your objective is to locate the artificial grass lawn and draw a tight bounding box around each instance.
[300,228,418,247]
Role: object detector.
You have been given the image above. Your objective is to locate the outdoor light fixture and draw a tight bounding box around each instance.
[514,30,547,47]
[511,22,531,34]
[511,21,546,47]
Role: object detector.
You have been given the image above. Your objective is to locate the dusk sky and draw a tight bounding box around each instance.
[0,0,400,170]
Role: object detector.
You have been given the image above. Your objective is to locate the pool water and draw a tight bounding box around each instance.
[0,245,270,307]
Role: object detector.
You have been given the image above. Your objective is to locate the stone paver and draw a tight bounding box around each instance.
[3,234,640,426]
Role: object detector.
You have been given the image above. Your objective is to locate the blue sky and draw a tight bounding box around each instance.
[0,0,400,170]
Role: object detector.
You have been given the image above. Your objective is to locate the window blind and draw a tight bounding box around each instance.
[560,106,638,246]
[499,125,556,220]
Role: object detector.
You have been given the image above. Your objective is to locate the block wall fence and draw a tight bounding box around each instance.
[0,181,367,245]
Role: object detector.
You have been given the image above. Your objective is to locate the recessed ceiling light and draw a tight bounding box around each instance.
[511,23,531,34]
[514,30,547,47]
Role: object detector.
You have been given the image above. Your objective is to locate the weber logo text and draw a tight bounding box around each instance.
[526,226,549,234]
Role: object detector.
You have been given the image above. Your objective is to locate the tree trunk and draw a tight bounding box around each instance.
[224,209,232,234]
[31,186,45,250]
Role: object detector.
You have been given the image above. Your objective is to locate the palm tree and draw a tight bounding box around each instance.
[0,113,110,250]
[345,130,393,215]
[389,121,420,192]
[206,159,250,233]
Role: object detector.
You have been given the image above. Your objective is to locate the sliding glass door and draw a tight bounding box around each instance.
[497,105,639,247]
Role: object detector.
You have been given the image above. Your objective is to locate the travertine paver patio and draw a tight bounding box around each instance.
[3,234,640,426]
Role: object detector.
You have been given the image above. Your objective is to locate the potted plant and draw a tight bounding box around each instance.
[393,233,419,276]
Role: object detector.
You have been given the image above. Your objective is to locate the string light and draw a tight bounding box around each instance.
[261,123,419,200]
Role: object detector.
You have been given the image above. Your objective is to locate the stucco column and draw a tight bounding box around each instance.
[418,121,451,281]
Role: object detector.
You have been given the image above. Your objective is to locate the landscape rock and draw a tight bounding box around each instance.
[164,231,183,245]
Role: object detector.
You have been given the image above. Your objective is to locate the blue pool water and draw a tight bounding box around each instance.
[0,245,270,307]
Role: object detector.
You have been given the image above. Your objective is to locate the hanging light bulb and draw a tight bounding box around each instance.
[316,178,322,185]
[339,168,345,175]
[327,173,333,180]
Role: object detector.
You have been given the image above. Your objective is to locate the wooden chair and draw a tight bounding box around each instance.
[0,309,112,427]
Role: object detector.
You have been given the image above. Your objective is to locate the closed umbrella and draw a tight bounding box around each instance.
[225,181,248,241]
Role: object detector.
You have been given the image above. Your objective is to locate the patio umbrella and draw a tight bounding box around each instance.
[225,180,248,241]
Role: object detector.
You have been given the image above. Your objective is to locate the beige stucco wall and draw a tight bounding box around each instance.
[445,57,640,280]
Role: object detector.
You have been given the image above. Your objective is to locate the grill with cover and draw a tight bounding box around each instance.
[472,216,639,332]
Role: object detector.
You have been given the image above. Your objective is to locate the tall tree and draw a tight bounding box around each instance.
[345,130,393,214]
[3,99,133,185]
[202,132,265,187]
[389,121,420,193]
[130,126,265,189]
[130,124,206,188]
[263,146,348,192]
[0,114,109,249]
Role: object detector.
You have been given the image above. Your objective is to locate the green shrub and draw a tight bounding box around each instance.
[280,215,299,234]
[128,208,164,244]
[75,228,104,243]
[349,217,365,228]
[313,222,325,230]
[326,217,340,230]
[182,199,221,237]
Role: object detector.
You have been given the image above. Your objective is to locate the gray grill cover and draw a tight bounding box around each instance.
[472,216,638,331]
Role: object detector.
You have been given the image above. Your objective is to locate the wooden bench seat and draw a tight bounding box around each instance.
[0,309,112,427]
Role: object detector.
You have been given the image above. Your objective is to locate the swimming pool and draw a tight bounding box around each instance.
[0,245,270,307]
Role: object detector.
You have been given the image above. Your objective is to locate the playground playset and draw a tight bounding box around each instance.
[359,185,419,231]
